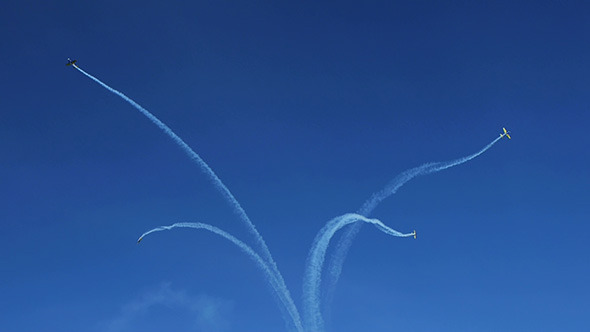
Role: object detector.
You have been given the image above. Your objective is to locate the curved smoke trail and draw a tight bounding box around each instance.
[302,213,414,332]
[139,222,303,332]
[72,63,506,331]
[322,135,503,324]
[73,66,299,330]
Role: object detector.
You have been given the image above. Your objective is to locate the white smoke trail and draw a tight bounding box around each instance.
[302,213,414,332]
[73,65,280,280]
[359,135,502,215]
[139,223,303,332]
[73,64,505,331]
[322,135,503,325]
[73,65,300,330]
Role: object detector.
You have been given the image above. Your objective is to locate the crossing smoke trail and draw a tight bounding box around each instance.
[302,213,414,332]
[139,223,303,332]
[72,65,301,331]
[73,63,506,331]
[320,135,504,327]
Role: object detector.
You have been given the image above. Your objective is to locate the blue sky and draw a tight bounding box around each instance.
[1,1,589,331]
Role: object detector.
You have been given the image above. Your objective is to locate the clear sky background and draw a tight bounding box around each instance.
[1,1,589,331]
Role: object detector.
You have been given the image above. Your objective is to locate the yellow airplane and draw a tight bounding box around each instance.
[66,58,77,66]
[413,230,417,239]
[137,236,143,244]
[501,127,511,139]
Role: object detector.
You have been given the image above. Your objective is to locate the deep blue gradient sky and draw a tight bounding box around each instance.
[1,1,589,331]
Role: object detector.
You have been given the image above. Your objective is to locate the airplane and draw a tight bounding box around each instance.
[137,236,143,244]
[500,127,511,139]
[66,58,77,66]
[413,230,417,239]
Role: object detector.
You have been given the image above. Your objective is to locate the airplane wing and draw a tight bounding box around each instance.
[502,127,511,139]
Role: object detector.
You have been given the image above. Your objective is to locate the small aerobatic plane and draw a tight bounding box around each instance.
[413,230,417,239]
[66,58,77,66]
[137,236,143,244]
[500,127,511,139]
